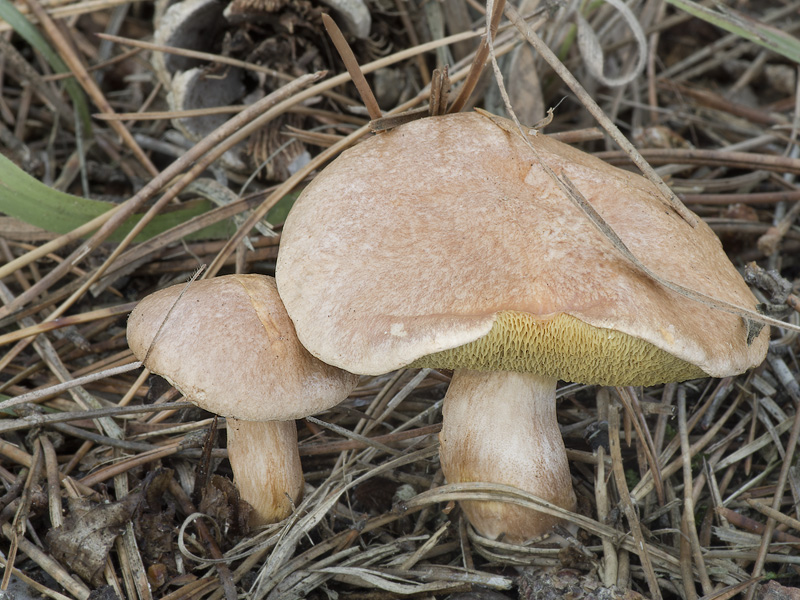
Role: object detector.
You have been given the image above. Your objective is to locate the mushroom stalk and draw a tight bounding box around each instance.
[438,370,576,543]
[225,418,304,527]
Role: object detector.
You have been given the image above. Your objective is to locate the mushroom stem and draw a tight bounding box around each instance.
[438,370,576,542]
[226,418,304,527]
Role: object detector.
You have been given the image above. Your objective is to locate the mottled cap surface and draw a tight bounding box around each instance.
[127,274,358,420]
[276,112,768,383]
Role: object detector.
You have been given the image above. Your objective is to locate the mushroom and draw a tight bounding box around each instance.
[275,111,769,542]
[127,274,358,525]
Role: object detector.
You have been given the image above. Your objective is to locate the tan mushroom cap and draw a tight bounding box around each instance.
[276,111,768,382]
[127,274,358,420]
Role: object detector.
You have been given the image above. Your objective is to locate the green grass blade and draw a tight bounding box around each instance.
[0,0,93,134]
[0,154,233,242]
[664,0,800,64]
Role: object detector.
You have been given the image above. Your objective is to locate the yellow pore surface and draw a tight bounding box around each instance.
[413,311,707,386]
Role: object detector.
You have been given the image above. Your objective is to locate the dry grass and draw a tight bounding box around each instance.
[1,1,800,599]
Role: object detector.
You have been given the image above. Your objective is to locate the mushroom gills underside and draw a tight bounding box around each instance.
[411,311,707,385]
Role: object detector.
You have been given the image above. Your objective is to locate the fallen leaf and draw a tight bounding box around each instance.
[198,474,251,536]
[46,493,141,587]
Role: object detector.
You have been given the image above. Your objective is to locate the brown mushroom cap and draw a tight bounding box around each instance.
[127,274,358,420]
[276,111,768,382]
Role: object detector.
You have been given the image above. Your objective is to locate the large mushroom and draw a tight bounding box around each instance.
[275,111,769,542]
[127,274,358,525]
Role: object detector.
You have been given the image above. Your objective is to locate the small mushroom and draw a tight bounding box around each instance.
[127,274,358,525]
[275,111,769,542]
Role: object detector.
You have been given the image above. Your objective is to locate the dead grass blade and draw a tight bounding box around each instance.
[608,405,662,600]
[321,14,382,120]
[22,0,156,175]
[502,1,698,227]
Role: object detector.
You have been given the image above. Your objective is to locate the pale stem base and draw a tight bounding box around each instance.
[226,418,304,527]
[439,370,576,543]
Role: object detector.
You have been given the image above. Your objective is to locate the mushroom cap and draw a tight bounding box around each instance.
[127,274,358,420]
[276,111,768,383]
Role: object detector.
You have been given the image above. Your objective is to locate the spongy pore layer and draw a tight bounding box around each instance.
[412,311,708,386]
